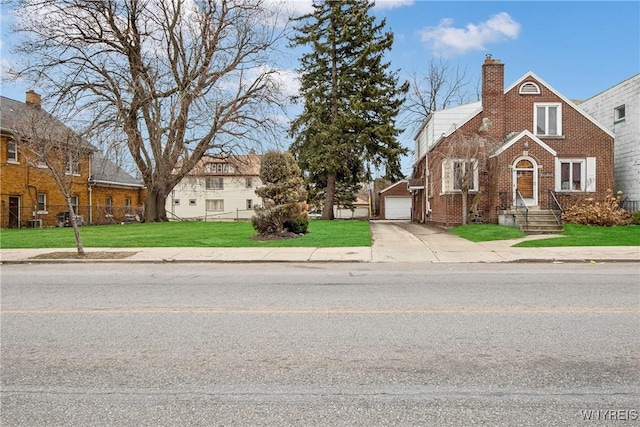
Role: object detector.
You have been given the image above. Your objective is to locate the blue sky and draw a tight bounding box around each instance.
[2,1,639,176]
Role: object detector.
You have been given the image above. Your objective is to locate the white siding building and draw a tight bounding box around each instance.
[578,74,640,211]
[167,154,262,220]
[413,101,482,163]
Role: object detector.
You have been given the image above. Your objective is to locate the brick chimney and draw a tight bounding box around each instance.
[481,54,505,140]
[25,90,42,109]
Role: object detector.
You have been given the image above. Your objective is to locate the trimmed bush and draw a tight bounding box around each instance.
[284,215,309,234]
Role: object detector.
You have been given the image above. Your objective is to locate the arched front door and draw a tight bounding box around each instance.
[513,158,537,206]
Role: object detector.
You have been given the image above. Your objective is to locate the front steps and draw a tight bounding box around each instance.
[515,209,563,234]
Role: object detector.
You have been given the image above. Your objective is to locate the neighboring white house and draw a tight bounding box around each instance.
[578,74,640,212]
[167,154,262,220]
[413,101,482,163]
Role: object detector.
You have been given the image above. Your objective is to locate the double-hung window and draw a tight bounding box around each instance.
[66,154,79,175]
[7,140,18,162]
[555,158,596,192]
[206,177,224,190]
[37,193,47,213]
[442,159,478,193]
[206,199,224,211]
[534,103,562,136]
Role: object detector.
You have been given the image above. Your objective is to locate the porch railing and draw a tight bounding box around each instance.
[514,189,529,226]
[548,189,563,226]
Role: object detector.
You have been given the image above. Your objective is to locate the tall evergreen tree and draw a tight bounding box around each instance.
[289,0,408,219]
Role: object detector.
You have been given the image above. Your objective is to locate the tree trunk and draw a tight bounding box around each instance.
[66,197,85,256]
[323,173,336,220]
[144,188,169,222]
[461,188,469,225]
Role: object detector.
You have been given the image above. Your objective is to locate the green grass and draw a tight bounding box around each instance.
[449,223,640,246]
[514,223,640,247]
[0,220,371,249]
[449,224,526,242]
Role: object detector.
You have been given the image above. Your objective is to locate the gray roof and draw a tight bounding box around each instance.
[1,94,142,188]
[91,152,144,188]
[0,95,96,151]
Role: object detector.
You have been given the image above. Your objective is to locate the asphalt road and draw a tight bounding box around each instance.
[1,262,639,426]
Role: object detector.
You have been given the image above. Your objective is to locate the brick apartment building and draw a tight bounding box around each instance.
[1,91,145,228]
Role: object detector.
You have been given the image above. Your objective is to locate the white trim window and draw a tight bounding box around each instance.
[206,177,224,190]
[71,195,79,214]
[65,154,80,175]
[441,159,478,193]
[246,199,253,210]
[7,140,18,163]
[534,103,562,136]
[206,199,224,211]
[37,193,47,214]
[555,158,596,192]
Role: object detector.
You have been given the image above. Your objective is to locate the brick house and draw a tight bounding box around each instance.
[1,91,145,228]
[411,55,615,230]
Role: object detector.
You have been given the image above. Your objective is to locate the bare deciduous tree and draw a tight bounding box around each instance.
[9,0,290,222]
[430,127,488,225]
[8,104,91,255]
[402,59,479,133]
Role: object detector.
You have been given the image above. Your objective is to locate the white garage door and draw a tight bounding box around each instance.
[384,196,411,220]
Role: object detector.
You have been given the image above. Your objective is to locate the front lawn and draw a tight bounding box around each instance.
[513,223,640,247]
[449,223,640,247]
[0,220,371,249]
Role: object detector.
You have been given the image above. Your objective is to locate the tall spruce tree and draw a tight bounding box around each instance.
[289,0,408,219]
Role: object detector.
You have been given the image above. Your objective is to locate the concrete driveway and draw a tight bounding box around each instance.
[370,220,640,263]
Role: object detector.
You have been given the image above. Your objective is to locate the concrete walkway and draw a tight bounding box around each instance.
[0,221,638,264]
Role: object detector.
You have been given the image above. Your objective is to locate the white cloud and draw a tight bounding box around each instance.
[420,12,521,57]
[267,0,413,17]
[373,0,414,11]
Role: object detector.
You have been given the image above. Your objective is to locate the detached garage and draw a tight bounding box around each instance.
[379,180,411,220]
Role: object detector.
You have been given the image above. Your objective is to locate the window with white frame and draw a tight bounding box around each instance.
[519,82,540,95]
[206,199,224,211]
[441,159,478,193]
[71,195,79,214]
[534,103,562,136]
[206,177,224,190]
[7,140,18,162]
[204,163,234,173]
[246,199,253,210]
[65,154,79,175]
[189,199,197,206]
[37,193,47,213]
[555,158,596,192]
[245,177,253,188]
[614,105,625,122]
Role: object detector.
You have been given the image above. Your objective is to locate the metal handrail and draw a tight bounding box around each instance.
[548,189,563,225]
[515,189,528,225]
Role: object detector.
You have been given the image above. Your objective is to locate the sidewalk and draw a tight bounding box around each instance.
[0,221,638,264]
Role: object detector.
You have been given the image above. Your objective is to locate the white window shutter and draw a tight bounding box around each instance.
[586,157,596,192]
[554,158,561,191]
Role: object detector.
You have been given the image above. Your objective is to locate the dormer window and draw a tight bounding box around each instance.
[204,162,234,173]
[519,82,540,95]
